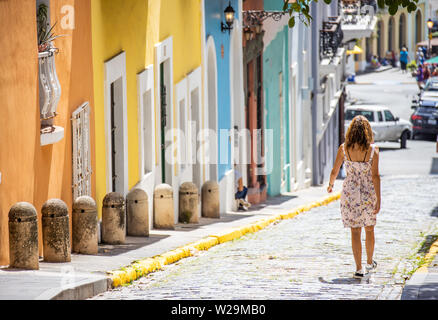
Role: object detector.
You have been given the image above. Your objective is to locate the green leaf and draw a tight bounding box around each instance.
[407,2,416,12]
[282,0,289,12]
[388,5,398,15]
[289,16,295,28]
[377,0,385,9]
[323,0,332,4]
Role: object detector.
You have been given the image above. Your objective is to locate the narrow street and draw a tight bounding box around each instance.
[92,69,438,300]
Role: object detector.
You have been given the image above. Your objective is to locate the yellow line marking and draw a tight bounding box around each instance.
[415,238,438,274]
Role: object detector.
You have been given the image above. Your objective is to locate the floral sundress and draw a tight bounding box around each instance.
[340,144,377,228]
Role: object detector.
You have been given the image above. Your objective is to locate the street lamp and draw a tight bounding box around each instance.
[427,18,434,58]
[221,2,235,34]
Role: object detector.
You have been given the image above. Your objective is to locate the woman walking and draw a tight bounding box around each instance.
[327,116,381,278]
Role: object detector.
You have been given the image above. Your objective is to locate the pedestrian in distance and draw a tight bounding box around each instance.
[399,47,409,73]
[423,63,431,82]
[327,115,381,279]
[234,164,251,211]
[416,64,424,89]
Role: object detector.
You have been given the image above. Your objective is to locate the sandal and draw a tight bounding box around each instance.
[366,260,377,272]
[353,269,368,279]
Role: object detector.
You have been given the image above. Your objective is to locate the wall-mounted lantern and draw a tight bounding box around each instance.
[221,1,235,34]
[244,27,253,41]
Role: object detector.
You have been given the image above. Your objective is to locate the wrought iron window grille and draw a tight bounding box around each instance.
[242,10,288,29]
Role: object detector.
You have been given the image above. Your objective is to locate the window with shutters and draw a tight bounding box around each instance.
[72,102,92,201]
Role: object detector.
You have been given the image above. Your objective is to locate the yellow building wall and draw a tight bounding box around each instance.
[91,0,202,217]
[355,3,426,71]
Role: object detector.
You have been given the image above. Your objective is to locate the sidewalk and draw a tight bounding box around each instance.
[0,185,339,300]
[401,238,438,300]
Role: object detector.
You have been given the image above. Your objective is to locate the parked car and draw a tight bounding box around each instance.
[345,105,412,148]
[410,98,438,139]
[423,77,438,92]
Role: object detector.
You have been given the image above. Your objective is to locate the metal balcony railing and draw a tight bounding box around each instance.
[339,0,376,25]
[38,47,61,124]
[320,17,344,60]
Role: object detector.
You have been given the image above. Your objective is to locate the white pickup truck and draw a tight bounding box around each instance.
[344,105,413,149]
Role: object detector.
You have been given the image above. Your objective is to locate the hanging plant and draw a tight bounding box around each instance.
[37,3,66,52]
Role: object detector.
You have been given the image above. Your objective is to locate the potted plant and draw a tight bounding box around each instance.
[37,3,65,52]
[407,60,418,77]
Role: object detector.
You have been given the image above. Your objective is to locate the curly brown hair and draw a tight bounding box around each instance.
[345,115,373,151]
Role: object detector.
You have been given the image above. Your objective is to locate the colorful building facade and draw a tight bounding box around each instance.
[0,0,96,265]
[91,0,204,225]
[203,0,247,211]
[352,0,429,72]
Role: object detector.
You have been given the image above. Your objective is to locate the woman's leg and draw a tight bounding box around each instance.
[365,226,375,265]
[351,227,362,271]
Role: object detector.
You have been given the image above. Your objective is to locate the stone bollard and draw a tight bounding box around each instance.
[8,202,39,270]
[153,184,174,229]
[179,182,199,224]
[72,196,98,254]
[126,188,149,237]
[201,181,220,218]
[42,199,71,263]
[101,192,125,244]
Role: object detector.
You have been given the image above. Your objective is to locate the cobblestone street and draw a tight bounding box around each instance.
[93,175,438,300]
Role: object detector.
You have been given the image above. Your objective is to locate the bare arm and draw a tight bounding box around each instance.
[327,145,344,193]
[371,147,381,214]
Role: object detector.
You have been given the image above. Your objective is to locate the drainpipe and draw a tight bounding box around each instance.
[311,2,320,186]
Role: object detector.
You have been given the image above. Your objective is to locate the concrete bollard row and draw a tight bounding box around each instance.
[8,181,221,269]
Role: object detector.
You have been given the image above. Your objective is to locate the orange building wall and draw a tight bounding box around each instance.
[0,0,95,265]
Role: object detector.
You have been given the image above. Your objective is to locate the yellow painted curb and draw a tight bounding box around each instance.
[107,191,341,287]
[415,238,438,274]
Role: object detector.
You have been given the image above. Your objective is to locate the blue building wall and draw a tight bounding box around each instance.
[204,0,240,181]
[263,26,290,196]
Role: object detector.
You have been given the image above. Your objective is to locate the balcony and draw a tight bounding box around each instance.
[339,0,377,42]
[319,17,345,93]
[320,17,344,60]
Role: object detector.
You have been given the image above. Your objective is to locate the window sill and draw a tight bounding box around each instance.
[41,126,64,146]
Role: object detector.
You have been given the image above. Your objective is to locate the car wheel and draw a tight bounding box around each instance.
[400,131,408,149]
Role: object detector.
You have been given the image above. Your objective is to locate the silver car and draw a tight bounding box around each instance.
[344,105,413,149]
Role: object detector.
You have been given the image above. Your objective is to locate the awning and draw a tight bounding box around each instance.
[416,38,438,47]
[346,45,363,55]
[425,56,438,64]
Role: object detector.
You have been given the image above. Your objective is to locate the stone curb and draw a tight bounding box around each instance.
[106,192,341,288]
[401,236,438,300]
[411,236,438,274]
